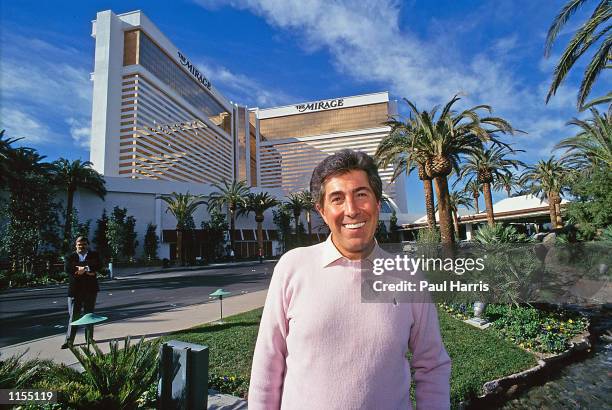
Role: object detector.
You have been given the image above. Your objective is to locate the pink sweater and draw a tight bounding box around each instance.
[248,236,451,409]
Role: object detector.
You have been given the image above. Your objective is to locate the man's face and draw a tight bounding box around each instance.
[316,169,380,260]
[76,240,88,254]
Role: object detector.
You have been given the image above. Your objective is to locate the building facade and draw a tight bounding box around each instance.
[87,10,410,259]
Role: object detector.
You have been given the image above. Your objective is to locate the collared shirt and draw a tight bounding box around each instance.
[248,236,451,410]
[78,252,88,263]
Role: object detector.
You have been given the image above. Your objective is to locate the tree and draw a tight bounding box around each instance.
[463,180,481,213]
[375,220,389,243]
[389,210,400,242]
[207,180,250,253]
[545,0,611,110]
[158,192,206,265]
[238,192,278,258]
[554,106,612,171]
[202,206,229,261]
[494,173,520,198]
[69,209,91,245]
[93,210,110,263]
[299,190,316,244]
[446,191,473,239]
[376,118,436,229]
[520,157,571,229]
[458,145,525,226]
[107,207,127,262]
[401,96,518,243]
[0,129,23,189]
[51,159,106,254]
[123,215,138,262]
[272,204,293,253]
[284,193,304,246]
[143,223,159,261]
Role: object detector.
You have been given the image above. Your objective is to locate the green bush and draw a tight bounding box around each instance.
[0,351,53,389]
[416,227,440,244]
[474,224,532,244]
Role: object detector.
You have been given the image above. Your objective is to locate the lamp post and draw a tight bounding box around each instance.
[209,288,231,323]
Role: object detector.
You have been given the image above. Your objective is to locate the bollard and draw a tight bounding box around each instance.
[158,340,209,410]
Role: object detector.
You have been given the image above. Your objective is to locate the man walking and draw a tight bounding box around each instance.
[62,236,102,349]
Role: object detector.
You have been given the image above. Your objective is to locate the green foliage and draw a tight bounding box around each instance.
[273,205,292,253]
[202,206,229,261]
[51,337,160,410]
[565,166,612,240]
[69,208,91,246]
[474,224,532,244]
[0,172,62,273]
[106,207,138,262]
[375,220,389,243]
[208,374,249,398]
[143,223,159,261]
[484,304,588,353]
[0,352,53,389]
[93,210,110,263]
[415,227,440,244]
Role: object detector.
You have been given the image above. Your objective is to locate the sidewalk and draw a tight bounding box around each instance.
[0,289,268,367]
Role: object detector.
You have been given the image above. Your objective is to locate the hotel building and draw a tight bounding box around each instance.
[85,10,408,259]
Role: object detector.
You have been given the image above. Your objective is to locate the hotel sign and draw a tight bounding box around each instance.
[295,98,344,112]
[177,51,212,90]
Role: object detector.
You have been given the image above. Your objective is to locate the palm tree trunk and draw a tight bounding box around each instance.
[555,202,563,228]
[547,192,557,228]
[483,183,495,226]
[177,229,183,265]
[230,209,236,253]
[294,212,300,245]
[473,195,480,214]
[423,179,436,229]
[453,211,460,240]
[257,220,264,258]
[306,211,312,245]
[433,176,454,244]
[62,187,76,254]
[506,187,511,198]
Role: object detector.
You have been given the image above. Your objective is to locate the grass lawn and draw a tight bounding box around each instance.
[164,307,537,407]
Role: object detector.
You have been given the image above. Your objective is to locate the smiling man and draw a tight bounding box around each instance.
[249,150,451,409]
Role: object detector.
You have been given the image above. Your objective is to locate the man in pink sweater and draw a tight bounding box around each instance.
[249,150,451,409]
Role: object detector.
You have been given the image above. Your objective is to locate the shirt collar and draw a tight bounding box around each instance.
[321,234,383,267]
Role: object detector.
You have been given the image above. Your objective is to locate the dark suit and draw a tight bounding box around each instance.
[64,251,102,343]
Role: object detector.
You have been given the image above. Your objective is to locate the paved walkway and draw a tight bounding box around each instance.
[0,289,268,367]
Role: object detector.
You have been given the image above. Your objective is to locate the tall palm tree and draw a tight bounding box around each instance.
[463,179,481,214]
[403,96,518,243]
[376,118,437,229]
[554,106,612,171]
[158,192,206,265]
[459,145,525,226]
[52,159,107,253]
[238,192,278,258]
[494,173,521,198]
[284,193,304,245]
[520,157,570,229]
[545,0,611,109]
[299,190,316,244]
[207,180,250,253]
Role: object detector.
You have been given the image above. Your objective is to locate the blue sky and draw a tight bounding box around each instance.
[1,0,609,215]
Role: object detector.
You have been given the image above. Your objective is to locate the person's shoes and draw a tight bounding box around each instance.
[61,341,73,350]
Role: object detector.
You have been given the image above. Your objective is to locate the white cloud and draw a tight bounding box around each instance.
[67,117,91,148]
[0,108,55,144]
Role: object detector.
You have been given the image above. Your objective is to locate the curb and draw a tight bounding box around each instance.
[459,330,592,409]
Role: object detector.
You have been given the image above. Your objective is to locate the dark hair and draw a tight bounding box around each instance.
[309,149,383,206]
[75,236,89,244]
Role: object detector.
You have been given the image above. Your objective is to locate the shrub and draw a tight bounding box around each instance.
[474,224,533,244]
[415,227,440,244]
[0,351,53,389]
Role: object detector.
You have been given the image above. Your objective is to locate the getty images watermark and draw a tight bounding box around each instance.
[370,254,490,293]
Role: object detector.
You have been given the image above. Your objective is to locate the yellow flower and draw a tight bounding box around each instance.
[546,325,552,330]
[568,319,573,324]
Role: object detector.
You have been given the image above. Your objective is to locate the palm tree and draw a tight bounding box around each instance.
[459,145,525,226]
[284,193,304,245]
[545,0,612,110]
[238,192,278,259]
[554,106,612,171]
[0,130,23,188]
[463,180,481,214]
[402,96,518,243]
[158,192,206,265]
[494,173,521,198]
[52,159,107,253]
[207,180,250,253]
[299,190,316,244]
[376,118,437,229]
[520,157,570,229]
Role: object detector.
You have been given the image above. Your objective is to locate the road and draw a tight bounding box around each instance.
[0,262,274,347]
